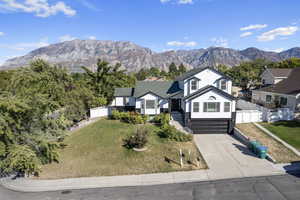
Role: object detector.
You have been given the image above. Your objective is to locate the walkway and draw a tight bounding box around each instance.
[194,134,282,180]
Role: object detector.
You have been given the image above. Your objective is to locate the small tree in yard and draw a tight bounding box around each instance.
[123,127,149,149]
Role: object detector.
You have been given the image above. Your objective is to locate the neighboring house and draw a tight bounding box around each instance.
[252,67,300,112]
[112,67,236,134]
[261,68,292,85]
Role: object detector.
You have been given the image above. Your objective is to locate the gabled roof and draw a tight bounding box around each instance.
[258,67,300,96]
[267,68,292,78]
[133,81,182,99]
[175,67,232,81]
[184,85,236,101]
[114,88,133,97]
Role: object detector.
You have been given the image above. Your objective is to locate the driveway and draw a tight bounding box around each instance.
[194,134,282,180]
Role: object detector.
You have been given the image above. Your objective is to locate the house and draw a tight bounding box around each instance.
[112,67,236,134]
[252,67,300,111]
[261,67,292,85]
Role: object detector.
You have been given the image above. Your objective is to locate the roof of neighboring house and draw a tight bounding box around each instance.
[114,88,133,97]
[258,67,300,95]
[184,85,236,101]
[267,68,292,78]
[133,81,182,99]
[175,66,232,81]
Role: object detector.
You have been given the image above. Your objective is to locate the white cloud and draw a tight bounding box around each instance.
[240,24,268,31]
[240,32,252,38]
[160,0,193,4]
[167,41,197,47]
[210,37,228,47]
[0,0,76,17]
[178,0,193,4]
[0,32,4,36]
[160,0,171,3]
[264,48,285,53]
[0,37,49,51]
[59,34,77,42]
[88,36,96,40]
[76,0,100,12]
[257,26,298,41]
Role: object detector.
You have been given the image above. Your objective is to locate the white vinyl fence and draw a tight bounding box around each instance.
[236,100,294,124]
[89,107,111,118]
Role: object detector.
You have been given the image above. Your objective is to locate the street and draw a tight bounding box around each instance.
[1,173,300,200]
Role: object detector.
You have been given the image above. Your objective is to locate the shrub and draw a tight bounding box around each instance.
[153,113,170,128]
[111,111,147,124]
[123,127,149,149]
[159,125,192,142]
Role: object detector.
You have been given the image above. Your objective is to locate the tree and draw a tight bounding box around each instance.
[178,63,187,74]
[149,67,161,77]
[82,59,135,103]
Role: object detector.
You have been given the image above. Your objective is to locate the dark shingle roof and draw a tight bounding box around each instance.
[184,85,235,101]
[268,68,292,77]
[175,67,232,81]
[133,81,182,98]
[114,88,133,97]
[258,67,300,95]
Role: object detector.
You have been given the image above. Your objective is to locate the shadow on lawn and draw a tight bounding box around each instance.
[269,121,300,128]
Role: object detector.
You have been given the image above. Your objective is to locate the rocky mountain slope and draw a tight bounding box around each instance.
[1,40,300,72]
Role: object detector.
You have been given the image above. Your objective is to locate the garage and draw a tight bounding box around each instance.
[190,119,230,134]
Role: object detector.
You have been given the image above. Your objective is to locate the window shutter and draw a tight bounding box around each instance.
[217,102,220,112]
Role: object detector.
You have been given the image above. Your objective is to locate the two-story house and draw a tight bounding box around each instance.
[261,67,292,86]
[112,67,236,134]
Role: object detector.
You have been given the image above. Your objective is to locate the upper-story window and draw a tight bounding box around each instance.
[220,80,227,90]
[191,80,198,90]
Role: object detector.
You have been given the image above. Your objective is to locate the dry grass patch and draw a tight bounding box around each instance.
[236,123,300,163]
[38,119,206,179]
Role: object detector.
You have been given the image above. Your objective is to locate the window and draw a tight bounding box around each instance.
[280,97,288,106]
[193,102,200,112]
[191,80,197,90]
[146,100,155,109]
[220,80,227,90]
[224,102,230,112]
[266,95,272,103]
[203,102,220,112]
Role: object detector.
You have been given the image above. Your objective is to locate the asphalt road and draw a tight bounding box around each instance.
[1,173,300,200]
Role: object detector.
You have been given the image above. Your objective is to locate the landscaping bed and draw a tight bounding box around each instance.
[38,119,206,179]
[260,121,300,151]
[236,123,300,163]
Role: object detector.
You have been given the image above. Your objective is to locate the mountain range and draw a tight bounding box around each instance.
[1,39,300,72]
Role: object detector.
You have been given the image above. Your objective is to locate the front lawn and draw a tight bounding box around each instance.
[38,119,206,179]
[260,121,300,151]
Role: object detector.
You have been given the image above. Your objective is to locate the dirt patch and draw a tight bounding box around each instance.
[236,123,300,163]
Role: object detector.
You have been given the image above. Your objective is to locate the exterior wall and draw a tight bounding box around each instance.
[261,70,275,85]
[136,93,169,115]
[90,107,110,118]
[297,94,300,111]
[183,68,232,97]
[185,90,235,119]
[112,97,135,107]
[252,90,297,111]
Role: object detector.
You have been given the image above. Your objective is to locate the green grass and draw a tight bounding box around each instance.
[38,119,206,179]
[261,121,300,151]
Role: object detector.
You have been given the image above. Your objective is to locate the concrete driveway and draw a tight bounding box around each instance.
[194,134,282,180]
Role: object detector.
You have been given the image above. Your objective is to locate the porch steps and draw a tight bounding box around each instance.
[170,112,190,134]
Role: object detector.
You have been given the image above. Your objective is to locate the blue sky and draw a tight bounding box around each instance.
[0,0,300,65]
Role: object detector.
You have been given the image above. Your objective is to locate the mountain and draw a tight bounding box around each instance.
[1,40,300,72]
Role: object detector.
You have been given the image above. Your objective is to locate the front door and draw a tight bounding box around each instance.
[171,99,181,112]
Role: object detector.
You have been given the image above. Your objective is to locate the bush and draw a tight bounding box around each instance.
[123,127,149,149]
[159,125,192,142]
[111,110,147,124]
[153,113,170,128]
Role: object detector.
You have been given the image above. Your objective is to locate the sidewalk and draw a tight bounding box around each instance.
[0,165,288,192]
